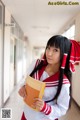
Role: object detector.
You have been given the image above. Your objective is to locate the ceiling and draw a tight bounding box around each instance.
[2,0,80,47]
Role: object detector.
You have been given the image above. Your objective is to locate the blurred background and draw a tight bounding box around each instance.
[0,0,80,120]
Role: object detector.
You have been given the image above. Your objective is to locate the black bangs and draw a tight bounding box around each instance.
[46,35,71,64]
[46,35,63,48]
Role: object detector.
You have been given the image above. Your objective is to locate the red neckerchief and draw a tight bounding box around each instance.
[33,59,70,87]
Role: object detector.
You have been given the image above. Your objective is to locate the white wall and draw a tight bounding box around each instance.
[59,12,80,106]
[0,2,4,107]
[0,5,2,107]
[0,27,3,107]
[72,12,80,106]
[75,13,80,41]
[3,8,11,103]
[72,66,80,106]
[0,28,2,107]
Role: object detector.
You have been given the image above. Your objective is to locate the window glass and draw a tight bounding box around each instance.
[62,24,75,39]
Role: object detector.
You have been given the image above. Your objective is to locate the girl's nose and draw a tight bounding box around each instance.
[48,51,53,56]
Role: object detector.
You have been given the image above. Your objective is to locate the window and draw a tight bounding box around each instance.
[17,39,23,60]
[62,24,75,39]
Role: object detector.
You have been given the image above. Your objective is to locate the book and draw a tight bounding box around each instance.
[23,76,45,110]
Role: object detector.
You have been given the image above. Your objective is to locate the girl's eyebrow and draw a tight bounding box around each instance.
[51,47,59,49]
[47,45,60,49]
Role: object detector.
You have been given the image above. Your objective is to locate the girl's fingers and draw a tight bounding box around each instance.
[34,98,43,101]
[33,98,44,111]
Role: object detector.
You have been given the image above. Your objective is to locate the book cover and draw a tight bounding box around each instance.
[24,76,45,110]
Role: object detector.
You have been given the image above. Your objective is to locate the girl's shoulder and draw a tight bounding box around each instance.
[35,58,46,67]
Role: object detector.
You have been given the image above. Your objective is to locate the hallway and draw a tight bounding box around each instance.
[0,81,80,120]
[0,0,80,120]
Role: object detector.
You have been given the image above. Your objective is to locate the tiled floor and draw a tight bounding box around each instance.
[0,83,80,120]
[0,84,24,120]
[59,100,80,120]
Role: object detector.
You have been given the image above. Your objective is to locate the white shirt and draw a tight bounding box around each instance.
[23,59,70,120]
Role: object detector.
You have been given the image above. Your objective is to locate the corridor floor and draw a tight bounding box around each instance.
[0,83,80,120]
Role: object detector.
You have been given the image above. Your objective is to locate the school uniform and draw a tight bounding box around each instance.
[20,39,80,120]
[21,59,70,120]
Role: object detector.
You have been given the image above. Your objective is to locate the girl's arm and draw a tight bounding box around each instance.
[34,84,70,120]
[18,85,27,98]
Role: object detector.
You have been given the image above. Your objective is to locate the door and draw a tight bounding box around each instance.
[10,37,15,93]
[10,37,17,92]
[14,38,17,86]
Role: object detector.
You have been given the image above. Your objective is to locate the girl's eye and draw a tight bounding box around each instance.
[46,47,50,50]
[53,49,58,52]
[46,47,59,52]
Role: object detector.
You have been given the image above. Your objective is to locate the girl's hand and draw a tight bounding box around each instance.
[32,98,44,111]
[18,85,27,98]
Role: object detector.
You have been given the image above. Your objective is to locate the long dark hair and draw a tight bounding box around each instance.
[30,35,72,104]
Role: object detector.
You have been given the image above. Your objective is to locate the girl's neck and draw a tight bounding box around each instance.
[45,63,60,76]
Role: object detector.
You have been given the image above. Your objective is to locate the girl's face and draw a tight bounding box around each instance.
[45,46,60,65]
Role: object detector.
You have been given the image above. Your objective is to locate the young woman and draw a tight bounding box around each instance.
[19,35,80,120]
